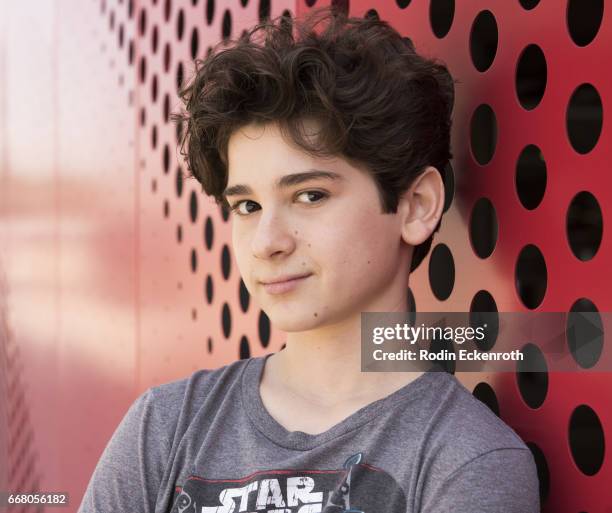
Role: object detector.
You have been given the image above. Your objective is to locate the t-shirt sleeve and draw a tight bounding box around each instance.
[77,388,171,513]
[421,447,540,513]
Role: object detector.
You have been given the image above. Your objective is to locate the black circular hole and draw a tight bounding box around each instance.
[151,25,159,53]
[279,9,294,32]
[566,191,602,261]
[567,0,603,47]
[258,0,270,22]
[163,43,171,73]
[190,248,197,273]
[519,0,540,9]
[163,144,170,173]
[470,104,497,165]
[442,162,454,213]
[176,167,183,197]
[469,290,499,351]
[239,335,251,359]
[128,40,134,65]
[470,10,498,72]
[364,8,379,20]
[222,9,232,39]
[516,44,547,110]
[428,243,455,301]
[138,8,147,36]
[517,343,548,408]
[566,298,604,369]
[305,0,317,6]
[177,8,185,40]
[206,0,215,25]
[515,244,547,309]
[221,245,231,280]
[430,0,454,39]
[189,190,198,223]
[176,61,184,92]
[516,144,546,210]
[472,382,500,416]
[138,56,147,83]
[568,404,605,476]
[221,303,232,338]
[163,94,170,123]
[469,197,498,258]
[239,279,250,312]
[205,274,214,304]
[566,83,602,154]
[526,442,550,504]
[258,310,271,348]
[204,216,214,249]
[176,224,182,243]
[396,0,412,8]
[190,28,199,59]
[151,74,158,102]
[220,203,230,222]
[151,125,157,149]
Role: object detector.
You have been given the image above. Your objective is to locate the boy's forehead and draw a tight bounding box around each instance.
[228,120,318,162]
[228,122,342,180]
[226,119,375,193]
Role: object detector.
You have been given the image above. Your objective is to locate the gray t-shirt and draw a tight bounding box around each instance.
[78,354,540,513]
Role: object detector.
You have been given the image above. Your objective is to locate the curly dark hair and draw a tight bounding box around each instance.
[173,6,455,272]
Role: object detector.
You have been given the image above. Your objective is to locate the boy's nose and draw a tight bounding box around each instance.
[251,211,296,260]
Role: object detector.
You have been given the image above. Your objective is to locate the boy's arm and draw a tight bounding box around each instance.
[77,388,169,513]
[421,447,541,513]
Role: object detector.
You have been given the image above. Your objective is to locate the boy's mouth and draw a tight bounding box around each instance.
[260,273,313,295]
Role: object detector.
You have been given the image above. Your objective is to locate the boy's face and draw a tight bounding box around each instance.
[225,120,409,332]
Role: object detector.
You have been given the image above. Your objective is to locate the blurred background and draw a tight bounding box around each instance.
[0,0,610,511]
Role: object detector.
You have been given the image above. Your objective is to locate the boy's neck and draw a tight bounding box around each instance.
[263,310,423,408]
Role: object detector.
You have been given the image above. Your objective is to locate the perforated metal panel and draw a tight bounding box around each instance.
[0,0,609,512]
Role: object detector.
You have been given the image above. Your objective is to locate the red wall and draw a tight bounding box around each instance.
[0,0,609,511]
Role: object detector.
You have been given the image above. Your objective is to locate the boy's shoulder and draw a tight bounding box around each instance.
[147,355,255,403]
[417,371,530,464]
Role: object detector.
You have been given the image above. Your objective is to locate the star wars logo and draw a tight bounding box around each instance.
[171,453,407,513]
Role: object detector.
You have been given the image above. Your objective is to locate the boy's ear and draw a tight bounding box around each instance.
[398,166,445,246]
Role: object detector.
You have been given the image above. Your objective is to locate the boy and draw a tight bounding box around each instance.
[79,7,539,512]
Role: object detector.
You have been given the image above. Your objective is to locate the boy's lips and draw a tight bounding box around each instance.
[259,273,313,295]
[259,272,312,285]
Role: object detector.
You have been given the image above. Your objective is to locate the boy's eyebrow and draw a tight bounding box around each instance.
[222,169,344,199]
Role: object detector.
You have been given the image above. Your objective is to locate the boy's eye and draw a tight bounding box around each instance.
[296,190,327,203]
[229,190,328,216]
[230,199,260,216]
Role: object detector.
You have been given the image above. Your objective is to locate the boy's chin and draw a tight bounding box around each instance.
[265,311,327,333]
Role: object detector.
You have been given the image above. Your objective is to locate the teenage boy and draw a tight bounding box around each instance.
[79,7,539,512]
